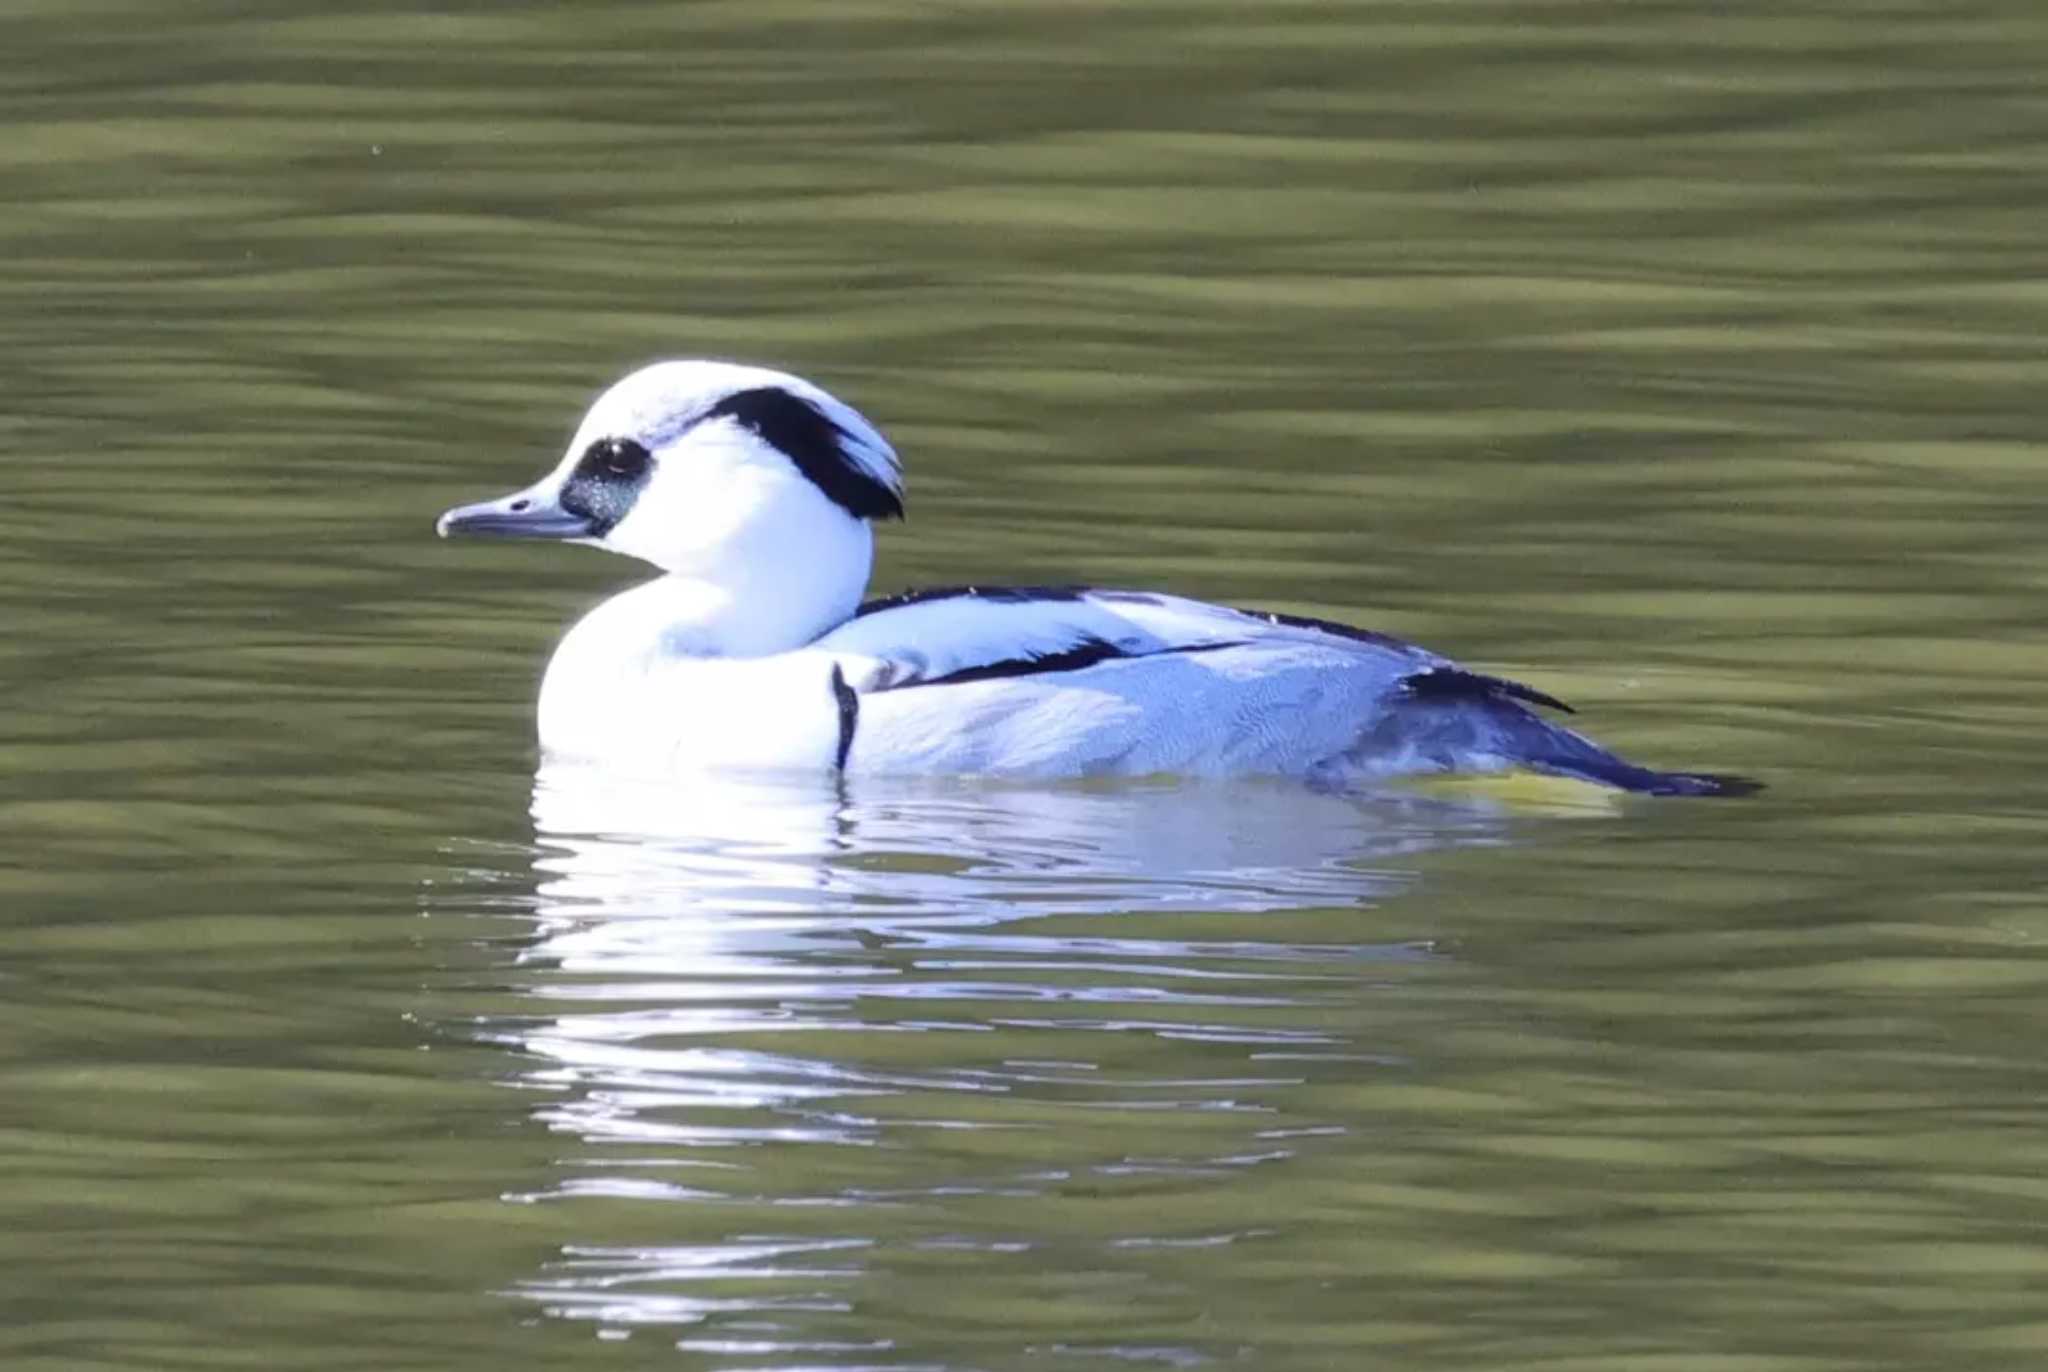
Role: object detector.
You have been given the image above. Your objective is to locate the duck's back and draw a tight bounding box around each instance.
[819,587,1750,794]
[822,587,1458,780]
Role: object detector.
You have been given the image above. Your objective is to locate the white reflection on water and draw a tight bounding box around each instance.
[481,762,1511,1345]
[524,761,1483,919]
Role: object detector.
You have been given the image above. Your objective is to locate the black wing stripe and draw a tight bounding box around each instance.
[854,584,1093,617]
[1231,606,1411,654]
[854,589,1413,661]
[877,638,1244,692]
[850,587,1458,695]
[1401,666,1574,715]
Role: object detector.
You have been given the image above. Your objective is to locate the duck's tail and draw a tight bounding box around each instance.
[1391,668,1762,798]
[1529,750,1763,797]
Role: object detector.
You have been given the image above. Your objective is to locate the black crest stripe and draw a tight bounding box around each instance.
[704,387,904,522]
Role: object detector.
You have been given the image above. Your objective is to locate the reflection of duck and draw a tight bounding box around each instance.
[439,361,1753,794]
[525,763,1477,924]
[512,767,1479,1113]
[493,768,1494,1330]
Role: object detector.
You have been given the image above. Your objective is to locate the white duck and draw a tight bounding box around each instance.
[437,361,1754,795]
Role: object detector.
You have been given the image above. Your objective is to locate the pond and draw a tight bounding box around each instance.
[6,2,2048,1369]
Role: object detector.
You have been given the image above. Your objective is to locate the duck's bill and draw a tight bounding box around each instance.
[435,489,594,540]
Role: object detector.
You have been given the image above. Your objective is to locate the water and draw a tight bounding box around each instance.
[6,1,2048,1368]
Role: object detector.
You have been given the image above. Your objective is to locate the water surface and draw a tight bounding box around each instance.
[6,2,2048,1369]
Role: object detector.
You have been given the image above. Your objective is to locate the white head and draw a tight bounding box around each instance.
[437,360,903,653]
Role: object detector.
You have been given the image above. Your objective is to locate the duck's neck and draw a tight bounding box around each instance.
[622,568,859,658]
[587,515,873,660]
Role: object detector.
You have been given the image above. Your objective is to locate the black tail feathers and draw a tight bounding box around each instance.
[1394,667,1761,798]
[1534,757,1764,798]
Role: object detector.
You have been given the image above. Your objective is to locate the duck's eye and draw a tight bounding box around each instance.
[559,436,657,535]
[589,437,651,478]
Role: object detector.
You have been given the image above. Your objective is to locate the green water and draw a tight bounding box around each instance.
[6,2,2048,1368]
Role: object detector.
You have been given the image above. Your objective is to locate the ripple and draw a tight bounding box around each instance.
[432,767,1509,1336]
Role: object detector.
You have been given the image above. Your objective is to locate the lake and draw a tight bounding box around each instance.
[6,2,2048,1369]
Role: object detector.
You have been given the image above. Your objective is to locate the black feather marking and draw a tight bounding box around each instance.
[917,635,1128,687]
[704,386,903,522]
[879,637,1242,691]
[854,584,1090,617]
[1233,606,1413,654]
[829,663,858,770]
[1401,666,1575,715]
[853,591,1413,658]
[1532,756,1764,797]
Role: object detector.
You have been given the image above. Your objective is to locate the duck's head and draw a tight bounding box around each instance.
[437,360,902,571]
[438,361,902,653]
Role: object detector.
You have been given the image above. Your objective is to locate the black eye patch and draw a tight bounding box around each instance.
[559,436,654,535]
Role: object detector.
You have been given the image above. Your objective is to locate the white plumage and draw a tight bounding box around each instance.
[437,360,1752,795]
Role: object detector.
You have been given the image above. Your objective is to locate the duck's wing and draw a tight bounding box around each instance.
[812,586,1757,792]
[816,585,1473,693]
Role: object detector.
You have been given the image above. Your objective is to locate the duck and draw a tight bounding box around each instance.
[436,360,1755,795]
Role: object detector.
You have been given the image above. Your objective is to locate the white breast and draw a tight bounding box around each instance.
[538,583,846,773]
[541,651,845,774]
